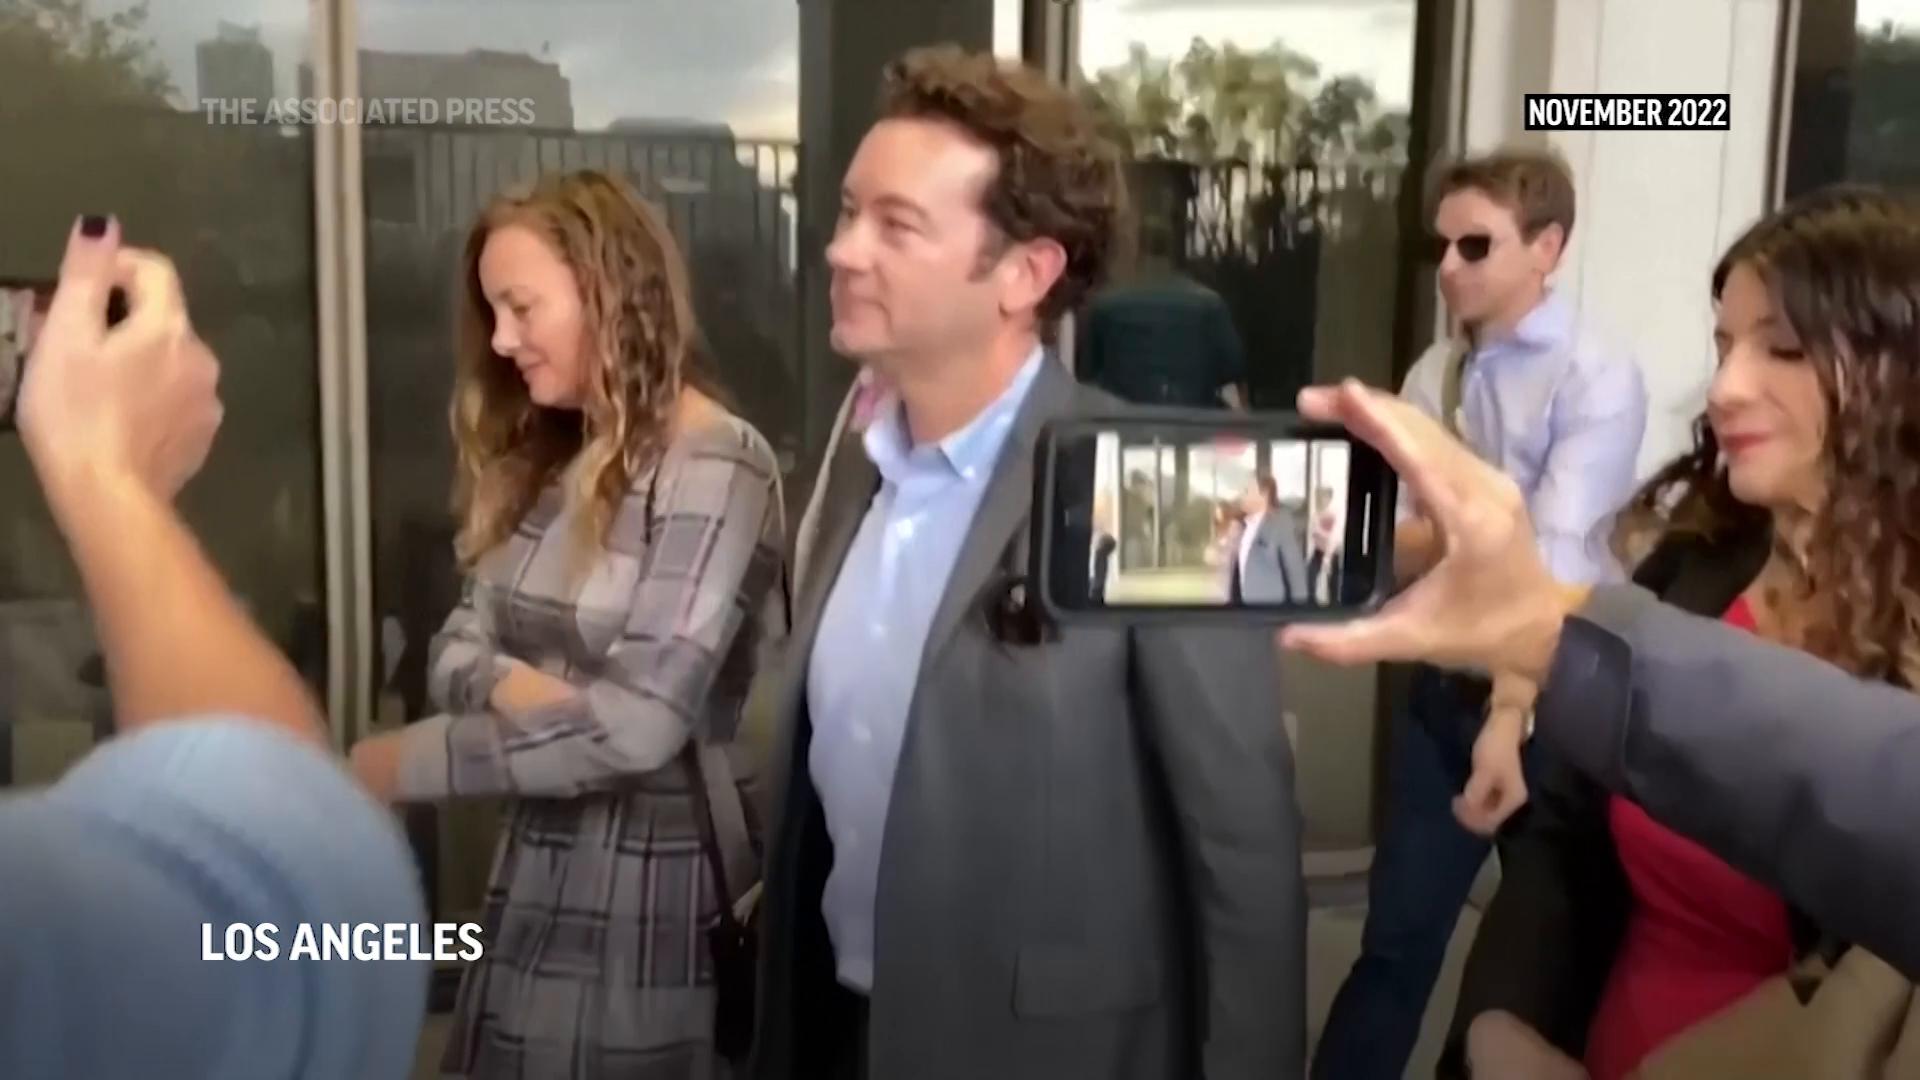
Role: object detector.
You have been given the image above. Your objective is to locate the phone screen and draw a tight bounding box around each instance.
[1033,412,1397,621]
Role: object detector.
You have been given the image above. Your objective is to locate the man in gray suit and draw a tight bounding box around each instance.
[1232,474,1310,605]
[753,47,1305,1080]
[1282,379,1920,982]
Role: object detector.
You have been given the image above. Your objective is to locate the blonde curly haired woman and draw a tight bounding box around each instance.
[351,169,786,1079]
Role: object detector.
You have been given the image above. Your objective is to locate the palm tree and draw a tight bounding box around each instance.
[1301,76,1378,162]
[1085,43,1183,159]
[1173,37,1319,165]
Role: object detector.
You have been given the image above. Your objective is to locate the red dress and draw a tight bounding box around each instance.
[1583,596,1797,1080]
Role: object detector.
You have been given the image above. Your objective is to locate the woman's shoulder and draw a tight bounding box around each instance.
[634,405,779,499]
[673,407,776,464]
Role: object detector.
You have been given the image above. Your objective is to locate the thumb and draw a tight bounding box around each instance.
[39,215,121,348]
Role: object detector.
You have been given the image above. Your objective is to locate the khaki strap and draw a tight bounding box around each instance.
[1438,338,1472,439]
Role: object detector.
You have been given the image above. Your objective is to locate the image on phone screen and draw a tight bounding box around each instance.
[1035,413,1395,621]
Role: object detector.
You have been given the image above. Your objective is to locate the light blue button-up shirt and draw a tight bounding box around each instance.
[1401,290,1648,584]
[806,350,1044,992]
[0,719,429,1079]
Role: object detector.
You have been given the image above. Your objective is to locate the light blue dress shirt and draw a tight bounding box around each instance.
[806,350,1044,992]
[0,719,429,1079]
[1401,290,1648,584]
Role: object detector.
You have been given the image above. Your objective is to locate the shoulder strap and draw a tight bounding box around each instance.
[642,425,777,908]
[770,467,794,632]
[1438,338,1471,439]
[681,740,757,911]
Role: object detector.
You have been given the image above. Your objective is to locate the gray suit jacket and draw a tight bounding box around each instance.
[1239,508,1309,604]
[1539,582,1920,981]
[751,358,1306,1079]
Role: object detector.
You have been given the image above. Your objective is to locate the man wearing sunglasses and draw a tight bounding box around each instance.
[1314,147,1648,1079]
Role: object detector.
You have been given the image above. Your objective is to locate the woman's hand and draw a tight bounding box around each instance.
[1279,381,1588,683]
[349,730,408,805]
[489,659,579,715]
[20,228,223,503]
[1465,1011,1589,1080]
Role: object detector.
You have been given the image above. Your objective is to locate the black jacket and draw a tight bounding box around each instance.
[1436,525,1809,1076]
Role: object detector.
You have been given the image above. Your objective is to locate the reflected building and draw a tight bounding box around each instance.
[196,21,275,106]
[300,47,574,129]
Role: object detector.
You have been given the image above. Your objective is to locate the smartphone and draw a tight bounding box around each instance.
[1031,410,1397,622]
[0,278,129,430]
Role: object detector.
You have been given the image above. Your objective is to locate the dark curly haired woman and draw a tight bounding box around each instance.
[1444,185,1920,1080]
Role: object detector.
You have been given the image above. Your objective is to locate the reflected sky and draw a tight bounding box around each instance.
[69,0,1919,139]
[90,0,1417,138]
[1858,0,1920,30]
[1083,0,1416,110]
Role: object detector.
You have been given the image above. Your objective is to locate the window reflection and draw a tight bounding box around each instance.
[1072,0,1417,407]
[0,0,323,786]
[1782,0,1920,197]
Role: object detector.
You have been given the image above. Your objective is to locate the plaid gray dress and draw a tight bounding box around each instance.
[393,412,786,1079]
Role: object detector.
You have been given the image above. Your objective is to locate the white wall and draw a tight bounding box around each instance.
[1463,0,1784,477]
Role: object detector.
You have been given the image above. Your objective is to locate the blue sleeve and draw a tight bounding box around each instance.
[1531,352,1648,584]
[0,719,430,1080]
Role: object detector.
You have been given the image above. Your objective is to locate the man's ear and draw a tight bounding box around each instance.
[1002,236,1068,319]
[1530,222,1567,274]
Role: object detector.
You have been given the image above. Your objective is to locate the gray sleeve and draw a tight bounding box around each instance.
[1131,625,1306,1076]
[1537,584,1920,978]
[397,441,781,800]
[426,576,511,715]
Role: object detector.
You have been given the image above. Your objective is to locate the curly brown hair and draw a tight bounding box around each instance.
[1616,185,1920,685]
[877,45,1128,331]
[450,169,721,569]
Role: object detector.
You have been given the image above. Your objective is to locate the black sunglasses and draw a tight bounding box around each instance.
[1428,232,1494,264]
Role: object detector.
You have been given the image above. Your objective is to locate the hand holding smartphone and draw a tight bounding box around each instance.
[1030,409,1398,622]
[0,277,129,431]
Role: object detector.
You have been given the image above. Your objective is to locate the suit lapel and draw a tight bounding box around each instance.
[916,356,1078,676]
[781,432,879,721]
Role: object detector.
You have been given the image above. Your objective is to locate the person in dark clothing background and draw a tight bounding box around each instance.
[1075,221,1247,408]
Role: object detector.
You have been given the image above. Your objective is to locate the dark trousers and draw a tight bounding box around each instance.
[1306,550,1338,602]
[1311,665,1541,1080]
[824,986,870,1080]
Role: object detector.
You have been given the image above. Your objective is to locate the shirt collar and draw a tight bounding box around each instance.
[864,346,1046,485]
[1478,289,1574,352]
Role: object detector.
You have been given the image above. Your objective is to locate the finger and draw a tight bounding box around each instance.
[1297,385,1341,421]
[1331,379,1469,526]
[39,215,120,346]
[1498,776,1529,818]
[1278,597,1424,666]
[111,248,190,341]
[1462,767,1494,809]
[1452,793,1496,837]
